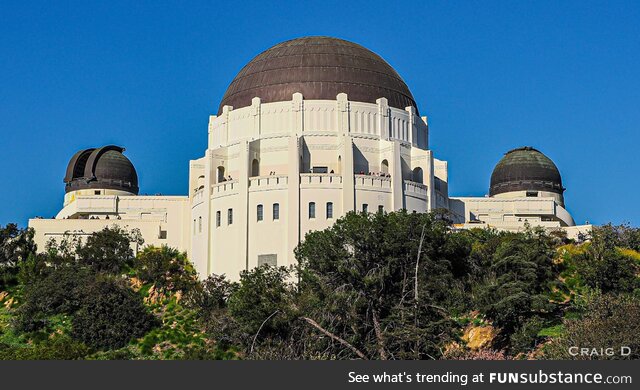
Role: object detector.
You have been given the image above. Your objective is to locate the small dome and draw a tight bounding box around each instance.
[64,145,139,194]
[218,36,417,115]
[489,147,564,197]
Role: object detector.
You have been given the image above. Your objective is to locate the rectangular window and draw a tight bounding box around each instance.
[273,203,280,220]
[216,211,221,227]
[257,204,263,221]
[326,202,333,219]
[309,202,316,219]
[258,254,277,267]
[362,204,368,213]
[312,166,328,173]
[227,208,233,225]
[526,191,538,197]
[94,190,101,195]
[378,205,384,213]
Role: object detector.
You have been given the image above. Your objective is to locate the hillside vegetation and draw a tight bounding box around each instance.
[0,213,639,360]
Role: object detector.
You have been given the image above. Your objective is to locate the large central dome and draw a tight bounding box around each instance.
[217,36,417,115]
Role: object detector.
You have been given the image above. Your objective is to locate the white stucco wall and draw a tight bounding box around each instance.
[190,94,438,280]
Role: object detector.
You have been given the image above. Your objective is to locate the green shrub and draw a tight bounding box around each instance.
[71,277,157,350]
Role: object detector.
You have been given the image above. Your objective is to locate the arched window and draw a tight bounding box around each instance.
[381,159,389,174]
[412,167,423,183]
[273,203,280,220]
[337,155,342,174]
[326,202,333,219]
[251,159,260,177]
[198,216,202,233]
[217,166,225,183]
[257,204,264,221]
[309,202,316,219]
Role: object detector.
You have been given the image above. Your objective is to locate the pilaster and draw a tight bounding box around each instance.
[286,135,301,267]
[391,140,404,210]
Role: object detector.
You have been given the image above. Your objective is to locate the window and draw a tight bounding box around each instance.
[193,219,196,233]
[378,205,384,213]
[216,211,221,227]
[198,216,202,233]
[381,159,389,174]
[309,202,316,219]
[326,202,333,219]
[526,191,538,197]
[227,208,233,225]
[412,167,423,183]
[258,254,277,267]
[257,204,264,221]
[312,166,328,173]
[362,204,368,213]
[94,190,101,195]
[251,159,260,177]
[273,203,280,220]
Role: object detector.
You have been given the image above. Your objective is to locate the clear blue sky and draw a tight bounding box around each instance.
[1,1,639,227]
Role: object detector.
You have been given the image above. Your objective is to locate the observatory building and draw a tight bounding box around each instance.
[29,37,590,280]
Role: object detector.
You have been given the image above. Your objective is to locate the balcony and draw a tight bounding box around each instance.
[211,180,238,199]
[354,174,392,191]
[249,174,288,192]
[300,173,343,189]
[404,180,428,197]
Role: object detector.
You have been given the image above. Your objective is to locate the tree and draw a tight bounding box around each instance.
[227,266,296,348]
[569,227,639,294]
[295,211,468,359]
[76,226,142,274]
[473,228,558,346]
[134,245,197,292]
[0,224,36,288]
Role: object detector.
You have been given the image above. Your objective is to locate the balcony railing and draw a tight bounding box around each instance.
[354,174,392,189]
[249,175,288,190]
[404,180,428,196]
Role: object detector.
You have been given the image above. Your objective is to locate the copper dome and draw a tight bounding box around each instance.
[218,36,417,115]
[489,147,564,197]
[64,145,139,194]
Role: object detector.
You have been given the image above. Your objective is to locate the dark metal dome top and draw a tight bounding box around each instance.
[218,36,418,115]
[64,145,139,194]
[489,147,564,197]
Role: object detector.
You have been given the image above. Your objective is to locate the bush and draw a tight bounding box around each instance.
[0,334,90,360]
[509,316,545,355]
[72,277,157,350]
[572,249,638,294]
[544,293,640,359]
[14,265,93,332]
